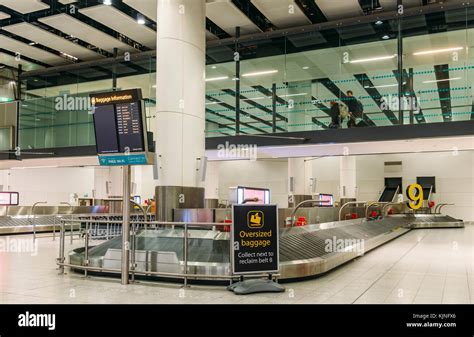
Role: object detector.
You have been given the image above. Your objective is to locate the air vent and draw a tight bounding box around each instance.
[384,161,402,173]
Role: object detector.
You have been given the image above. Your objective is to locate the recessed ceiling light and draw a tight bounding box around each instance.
[137,17,146,25]
[28,41,36,46]
[103,0,112,5]
[242,70,278,77]
[375,20,383,25]
[211,66,217,69]
[382,35,390,40]
[302,66,310,70]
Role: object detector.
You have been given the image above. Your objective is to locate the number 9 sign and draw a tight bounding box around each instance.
[406,183,423,210]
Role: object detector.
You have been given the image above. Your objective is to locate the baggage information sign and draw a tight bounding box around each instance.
[91,89,147,155]
[231,204,279,275]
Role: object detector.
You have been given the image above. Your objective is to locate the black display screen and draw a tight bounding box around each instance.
[116,102,144,152]
[91,89,146,155]
[93,104,119,154]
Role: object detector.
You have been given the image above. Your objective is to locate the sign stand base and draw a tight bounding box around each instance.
[227,278,285,295]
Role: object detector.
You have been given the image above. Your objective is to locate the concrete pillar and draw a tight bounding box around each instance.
[93,166,124,199]
[156,0,205,187]
[288,157,307,195]
[155,0,206,220]
[205,161,220,200]
[340,156,357,200]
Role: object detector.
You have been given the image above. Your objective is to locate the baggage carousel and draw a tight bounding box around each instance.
[68,213,463,281]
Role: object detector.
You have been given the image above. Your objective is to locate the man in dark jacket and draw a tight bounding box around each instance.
[346,90,363,128]
[329,101,340,128]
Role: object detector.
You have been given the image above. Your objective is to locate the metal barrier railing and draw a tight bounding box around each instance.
[338,201,369,221]
[57,218,278,287]
[434,203,454,214]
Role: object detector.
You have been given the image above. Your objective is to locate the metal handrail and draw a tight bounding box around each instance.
[365,202,388,219]
[57,219,280,287]
[435,203,454,214]
[130,199,147,222]
[30,201,47,241]
[338,201,368,221]
[289,199,322,227]
[381,202,405,216]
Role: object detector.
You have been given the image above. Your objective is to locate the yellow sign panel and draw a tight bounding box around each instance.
[247,210,264,229]
[406,183,424,210]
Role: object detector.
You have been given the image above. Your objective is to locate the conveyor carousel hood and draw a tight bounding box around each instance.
[68,214,462,281]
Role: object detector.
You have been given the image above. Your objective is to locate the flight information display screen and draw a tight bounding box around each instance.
[91,89,146,154]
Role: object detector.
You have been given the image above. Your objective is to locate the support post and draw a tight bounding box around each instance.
[121,165,131,285]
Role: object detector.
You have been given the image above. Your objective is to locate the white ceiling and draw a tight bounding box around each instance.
[39,14,135,53]
[251,0,310,28]
[206,0,262,36]
[123,0,157,21]
[80,5,157,49]
[0,35,67,65]
[0,0,49,14]
[3,23,102,61]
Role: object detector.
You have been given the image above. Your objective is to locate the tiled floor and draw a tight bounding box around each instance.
[0,223,473,304]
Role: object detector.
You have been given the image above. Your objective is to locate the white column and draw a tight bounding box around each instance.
[205,161,220,200]
[156,0,206,188]
[93,167,123,199]
[288,157,307,195]
[287,81,312,132]
[340,156,357,199]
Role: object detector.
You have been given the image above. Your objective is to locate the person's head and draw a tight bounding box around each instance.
[346,90,353,97]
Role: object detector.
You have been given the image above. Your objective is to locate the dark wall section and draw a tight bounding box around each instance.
[205,120,474,149]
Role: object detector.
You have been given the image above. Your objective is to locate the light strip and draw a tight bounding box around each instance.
[413,47,463,56]
[242,70,278,77]
[205,76,229,82]
[422,77,461,84]
[364,82,405,89]
[280,93,308,98]
[349,55,396,64]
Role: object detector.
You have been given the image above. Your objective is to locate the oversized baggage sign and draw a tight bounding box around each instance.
[231,204,279,275]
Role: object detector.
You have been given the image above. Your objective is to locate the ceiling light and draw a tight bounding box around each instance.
[242,70,278,77]
[375,20,383,25]
[103,0,112,5]
[151,84,156,88]
[364,81,406,89]
[280,93,308,97]
[137,17,146,25]
[381,35,390,40]
[302,66,310,70]
[422,77,461,84]
[211,66,217,69]
[413,47,463,56]
[28,41,36,46]
[349,54,396,64]
[205,76,229,82]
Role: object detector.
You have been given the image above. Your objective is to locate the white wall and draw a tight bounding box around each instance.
[215,160,288,207]
[305,152,474,221]
[1,167,95,205]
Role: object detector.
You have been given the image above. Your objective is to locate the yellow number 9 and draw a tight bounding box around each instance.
[406,183,423,210]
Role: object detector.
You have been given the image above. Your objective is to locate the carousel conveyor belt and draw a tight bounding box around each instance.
[68,214,464,281]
